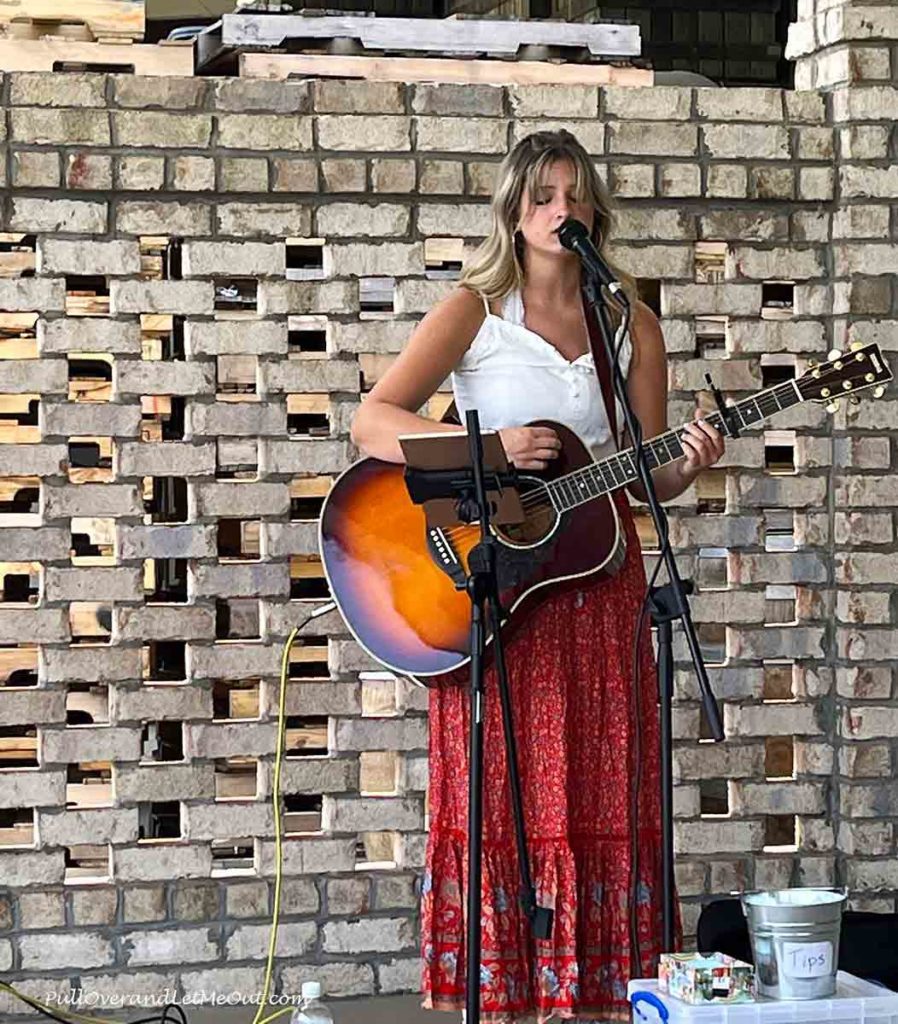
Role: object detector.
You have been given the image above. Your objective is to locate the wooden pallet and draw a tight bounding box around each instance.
[240,50,652,86]
[0,0,144,42]
[220,13,640,59]
[0,36,192,73]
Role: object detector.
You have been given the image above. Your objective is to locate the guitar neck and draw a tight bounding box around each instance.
[547,378,804,511]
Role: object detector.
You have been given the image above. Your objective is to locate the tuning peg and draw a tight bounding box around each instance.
[826,399,840,413]
[849,396,860,405]
[821,387,831,397]
[874,385,886,398]
[807,358,817,368]
[850,341,863,352]
[842,380,853,390]
[827,348,842,361]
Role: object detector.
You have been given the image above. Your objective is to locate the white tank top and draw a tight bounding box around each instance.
[450,288,632,461]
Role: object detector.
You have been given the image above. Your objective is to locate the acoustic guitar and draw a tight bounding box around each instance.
[319,343,891,683]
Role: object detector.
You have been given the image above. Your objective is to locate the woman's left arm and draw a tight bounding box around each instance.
[620,300,725,503]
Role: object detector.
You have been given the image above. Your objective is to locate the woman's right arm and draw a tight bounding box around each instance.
[349,287,483,463]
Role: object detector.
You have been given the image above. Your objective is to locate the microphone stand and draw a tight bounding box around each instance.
[582,275,725,954]
[404,410,553,1024]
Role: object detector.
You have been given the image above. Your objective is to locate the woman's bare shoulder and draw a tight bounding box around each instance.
[629,299,665,359]
[416,285,489,344]
[438,284,488,318]
[631,298,661,328]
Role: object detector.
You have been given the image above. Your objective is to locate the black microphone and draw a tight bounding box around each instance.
[556,217,629,306]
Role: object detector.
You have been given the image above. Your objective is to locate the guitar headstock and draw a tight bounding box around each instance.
[797,342,892,411]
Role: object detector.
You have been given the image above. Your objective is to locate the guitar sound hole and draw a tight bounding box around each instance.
[495,478,558,547]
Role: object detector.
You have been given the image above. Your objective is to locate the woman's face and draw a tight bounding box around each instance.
[516,158,595,260]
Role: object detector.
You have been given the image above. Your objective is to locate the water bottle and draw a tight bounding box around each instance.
[290,981,334,1024]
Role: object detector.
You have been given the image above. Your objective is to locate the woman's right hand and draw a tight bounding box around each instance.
[498,425,561,471]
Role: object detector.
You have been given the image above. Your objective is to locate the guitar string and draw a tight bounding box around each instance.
[435,377,813,544]
[434,358,885,543]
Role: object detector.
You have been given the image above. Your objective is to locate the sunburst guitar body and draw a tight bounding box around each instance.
[320,422,622,681]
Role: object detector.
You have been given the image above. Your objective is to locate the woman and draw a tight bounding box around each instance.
[351,130,724,1022]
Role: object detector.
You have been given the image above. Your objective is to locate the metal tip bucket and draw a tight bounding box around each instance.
[741,887,847,1000]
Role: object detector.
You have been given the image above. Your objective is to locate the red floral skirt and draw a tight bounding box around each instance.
[421,493,677,1022]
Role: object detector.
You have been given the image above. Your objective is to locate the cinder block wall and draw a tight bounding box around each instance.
[0,0,896,1004]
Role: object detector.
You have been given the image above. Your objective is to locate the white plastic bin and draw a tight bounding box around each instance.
[629,972,898,1023]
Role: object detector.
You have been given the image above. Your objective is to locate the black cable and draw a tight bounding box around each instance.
[132,1004,188,1024]
[152,1005,188,1024]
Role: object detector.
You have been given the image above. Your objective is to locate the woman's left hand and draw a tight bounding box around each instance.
[678,407,725,480]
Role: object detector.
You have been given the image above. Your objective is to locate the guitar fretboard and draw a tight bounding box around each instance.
[547,378,803,511]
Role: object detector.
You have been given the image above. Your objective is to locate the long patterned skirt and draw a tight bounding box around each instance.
[420,491,675,1022]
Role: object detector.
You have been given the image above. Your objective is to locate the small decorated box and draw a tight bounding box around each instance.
[658,952,755,1005]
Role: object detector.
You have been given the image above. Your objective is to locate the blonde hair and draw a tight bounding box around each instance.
[459,129,636,306]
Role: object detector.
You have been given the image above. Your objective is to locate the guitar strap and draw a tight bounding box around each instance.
[582,293,620,446]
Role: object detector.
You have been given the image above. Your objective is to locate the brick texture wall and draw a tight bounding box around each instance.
[0,0,896,1006]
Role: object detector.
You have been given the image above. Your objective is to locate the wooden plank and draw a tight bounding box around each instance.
[215,769,257,800]
[68,377,113,403]
[0,339,38,359]
[0,312,38,332]
[0,475,39,502]
[67,781,113,807]
[0,395,36,413]
[360,751,397,794]
[0,735,37,760]
[360,353,395,389]
[285,721,327,752]
[229,688,259,720]
[0,0,145,41]
[69,467,113,485]
[425,237,465,266]
[140,313,172,334]
[0,823,34,845]
[0,646,38,676]
[290,555,324,580]
[360,831,395,864]
[241,50,652,87]
[289,476,332,499]
[224,13,640,58]
[0,36,191,73]
[141,395,171,414]
[65,688,108,724]
[0,252,36,278]
[283,810,321,834]
[290,644,328,665]
[287,394,329,415]
[66,293,110,317]
[0,425,39,444]
[426,393,456,421]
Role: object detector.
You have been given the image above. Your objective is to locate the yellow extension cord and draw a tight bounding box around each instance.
[1,625,302,1024]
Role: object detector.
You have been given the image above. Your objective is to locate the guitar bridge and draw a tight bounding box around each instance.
[427,528,467,590]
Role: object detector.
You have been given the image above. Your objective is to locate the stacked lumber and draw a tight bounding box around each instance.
[0,0,145,43]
